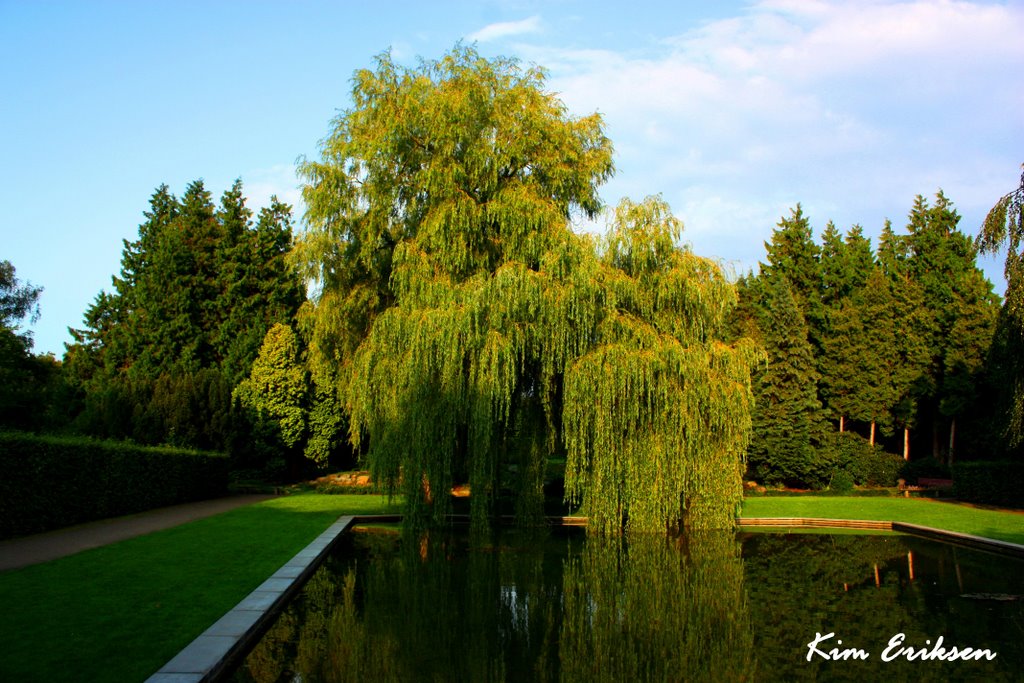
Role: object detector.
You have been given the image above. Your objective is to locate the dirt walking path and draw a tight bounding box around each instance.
[0,494,276,572]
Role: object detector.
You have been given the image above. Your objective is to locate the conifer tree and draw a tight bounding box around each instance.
[748,277,827,487]
[819,267,900,443]
[66,181,304,452]
[760,205,823,343]
[902,193,998,461]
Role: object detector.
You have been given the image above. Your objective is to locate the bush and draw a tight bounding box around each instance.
[824,431,903,487]
[952,461,1024,507]
[749,443,836,490]
[829,469,855,494]
[899,457,950,485]
[0,431,229,539]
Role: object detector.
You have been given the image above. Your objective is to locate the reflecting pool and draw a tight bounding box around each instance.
[229,527,1024,682]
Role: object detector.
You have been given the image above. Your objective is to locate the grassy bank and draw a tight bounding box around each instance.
[0,493,399,683]
[4,493,1022,682]
[741,496,1024,544]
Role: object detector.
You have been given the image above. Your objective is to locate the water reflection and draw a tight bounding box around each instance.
[231,529,1024,683]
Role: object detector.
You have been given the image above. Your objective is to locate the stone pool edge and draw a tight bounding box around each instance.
[146,514,1024,682]
[145,514,366,683]
[738,517,1024,558]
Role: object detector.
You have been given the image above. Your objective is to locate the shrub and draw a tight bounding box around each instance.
[0,431,229,539]
[952,461,1024,507]
[899,457,950,485]
[829,469,855,494]
[824,431,903,487]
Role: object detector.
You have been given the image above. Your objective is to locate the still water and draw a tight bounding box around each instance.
[230,527,1023,682]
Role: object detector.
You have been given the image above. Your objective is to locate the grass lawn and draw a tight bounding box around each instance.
[4,493,1021,682]
[741,496,1024,545]
[0,493,400,683]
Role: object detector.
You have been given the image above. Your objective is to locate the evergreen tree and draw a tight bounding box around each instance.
[66,181,305,453]
[760,205,823,343]
[819,267,900,443]
[820,224,873,309]
[902,192,998,461]
[748,277,827,487]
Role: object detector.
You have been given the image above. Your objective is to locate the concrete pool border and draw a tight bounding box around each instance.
[146,514,363,683]
[738,517,1024,558]
[146,514,1024,681]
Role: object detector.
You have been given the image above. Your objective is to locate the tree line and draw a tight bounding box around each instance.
[2,46,1021,528]
[1,179,350,479]
[733,192,1010,488]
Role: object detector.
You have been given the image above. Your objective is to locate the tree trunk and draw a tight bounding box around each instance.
[870,421,876,447]
[949,417,956,464]
[839,415,845,433]
[903,428,910,461]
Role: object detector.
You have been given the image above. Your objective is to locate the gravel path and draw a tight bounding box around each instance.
[0,494,276,572]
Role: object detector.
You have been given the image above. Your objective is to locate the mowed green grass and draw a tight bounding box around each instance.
[3,493,1021,682]
[741,496,1024,544]
[0,494,400,683]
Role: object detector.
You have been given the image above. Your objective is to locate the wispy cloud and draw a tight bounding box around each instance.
[466,16,542,43]
[243,164,304,216]
[523,0,1023,271]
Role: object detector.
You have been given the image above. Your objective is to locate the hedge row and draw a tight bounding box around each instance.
[0,431,229,539]
[952,461,1024,507]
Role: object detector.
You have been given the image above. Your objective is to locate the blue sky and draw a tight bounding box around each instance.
[2,0,1022,356]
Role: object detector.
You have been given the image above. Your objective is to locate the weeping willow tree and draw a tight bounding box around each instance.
[295,45,757,533]
[564,199,760,532]
[978,166,1024,449]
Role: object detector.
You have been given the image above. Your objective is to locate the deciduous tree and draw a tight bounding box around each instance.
[296,46,757,532]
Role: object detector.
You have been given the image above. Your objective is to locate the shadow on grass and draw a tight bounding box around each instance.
[0,494,401,683]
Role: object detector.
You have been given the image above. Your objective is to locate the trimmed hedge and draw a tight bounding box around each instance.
[952,461,1024,507]
[0,431,229,539]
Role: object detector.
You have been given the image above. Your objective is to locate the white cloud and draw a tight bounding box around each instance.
[242,164,304,217]
[466,16,542,43]
[524,0,1023,273]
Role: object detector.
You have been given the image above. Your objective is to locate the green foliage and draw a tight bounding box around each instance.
[898,457,950,484]
[760,205,822,322]
[0,259,41,331]
[952,461,1024,507]
[234,323,308,451]
[748,277,828,488]
[565,198,759,532]
[743,192,997,472]
[0,260,55,429]
[978,167,1024,453]
[0,430,228,538]
[823,431,903,487]
[819,268,901,433]
[64,181,304,455]
[296,46,756,533]
[900,193,998,458]
[829,469,854,493]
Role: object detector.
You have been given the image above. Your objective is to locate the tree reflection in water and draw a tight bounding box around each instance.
[232,529,1024,682]
[233,527,753,682]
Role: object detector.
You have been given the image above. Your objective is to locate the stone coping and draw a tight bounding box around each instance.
[147,513,1024,682]
[738,517,1024,558]
[145,515,356,683]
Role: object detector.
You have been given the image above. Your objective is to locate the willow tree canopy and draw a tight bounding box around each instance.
[295,45,757,533]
